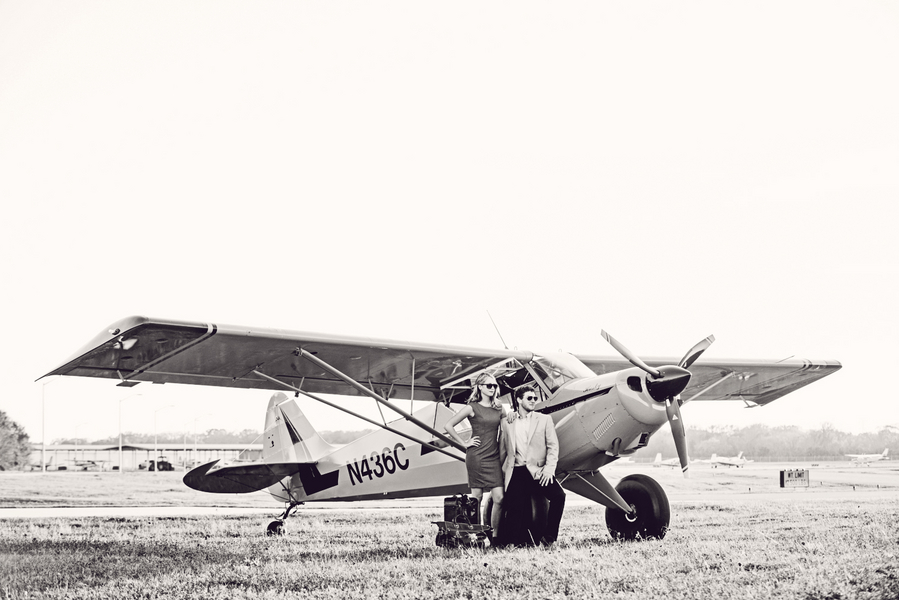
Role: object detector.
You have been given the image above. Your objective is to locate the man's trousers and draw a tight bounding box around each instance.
[501,465,566,546]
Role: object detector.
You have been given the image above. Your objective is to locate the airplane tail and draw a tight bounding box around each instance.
[654,453,662,465]
[262,392,337,463]
[184,393,336,494]
[737,451,744,459]
[883,449,889,457]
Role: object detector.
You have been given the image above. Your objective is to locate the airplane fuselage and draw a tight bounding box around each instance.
[266,366,668,503]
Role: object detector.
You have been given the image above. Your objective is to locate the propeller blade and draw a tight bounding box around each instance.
[678,335,715,369]
[601,330,662,378]
[666,397,690,478]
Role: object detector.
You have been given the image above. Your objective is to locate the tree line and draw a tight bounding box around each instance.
[56,428,375,446]
[636,423,898,461]
[61,423,897,460]
[5,409,896,470]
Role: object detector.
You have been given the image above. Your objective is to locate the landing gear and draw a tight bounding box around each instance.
[265,500,303,536]
[605,474,670,541]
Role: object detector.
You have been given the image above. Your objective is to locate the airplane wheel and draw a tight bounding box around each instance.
[605,474,670,541]
[266,520,284,536]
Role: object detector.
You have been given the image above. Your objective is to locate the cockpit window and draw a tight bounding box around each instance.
[529,352,596,393]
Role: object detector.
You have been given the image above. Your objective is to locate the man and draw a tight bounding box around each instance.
[499,386,565,547]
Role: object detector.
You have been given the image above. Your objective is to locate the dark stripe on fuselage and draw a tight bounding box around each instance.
[297,464,340,495]
[420,439,451,456]
[539,387,612,415]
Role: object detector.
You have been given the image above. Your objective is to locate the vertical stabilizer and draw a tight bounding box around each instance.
[262,392,337,463]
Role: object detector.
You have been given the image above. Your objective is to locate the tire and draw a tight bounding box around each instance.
[605,474,670,541]
[266,520,284,536]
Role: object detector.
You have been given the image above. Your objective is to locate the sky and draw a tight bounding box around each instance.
[1,1,897,445]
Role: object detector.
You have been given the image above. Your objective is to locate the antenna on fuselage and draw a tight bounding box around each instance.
[486,310,509,350]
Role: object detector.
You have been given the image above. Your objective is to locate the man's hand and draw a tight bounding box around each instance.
[537,467,554,486]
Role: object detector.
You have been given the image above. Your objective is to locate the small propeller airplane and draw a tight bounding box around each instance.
[710,452,753,468]
[846,449,889,465]
[42,316,841,541]
[652,453,683,468]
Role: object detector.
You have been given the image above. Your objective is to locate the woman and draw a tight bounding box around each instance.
[444,372,505,543]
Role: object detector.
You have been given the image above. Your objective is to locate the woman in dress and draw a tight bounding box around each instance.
[444,372,505,542]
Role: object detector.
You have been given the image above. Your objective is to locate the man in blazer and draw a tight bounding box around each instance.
[499,386,566,547]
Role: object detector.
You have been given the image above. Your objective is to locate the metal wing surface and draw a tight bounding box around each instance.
[577,355,841,406]
[42,316,532,403]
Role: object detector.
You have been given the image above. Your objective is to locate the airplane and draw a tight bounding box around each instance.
[70,459,109,471]
[652,453,682,468]
[710,452,753,468]
[846,449,889,465]
[41,316,841,542]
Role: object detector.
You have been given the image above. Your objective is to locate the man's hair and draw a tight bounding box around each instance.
[511,386,535,410]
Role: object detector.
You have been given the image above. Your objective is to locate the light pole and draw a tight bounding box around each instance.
[154,405,173,473]
[74,422,88,466]
[118,393,142,473]
[183,413,210,472]
[40,376,60,473]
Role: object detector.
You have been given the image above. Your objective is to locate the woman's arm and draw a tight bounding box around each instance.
[444,405,477,448]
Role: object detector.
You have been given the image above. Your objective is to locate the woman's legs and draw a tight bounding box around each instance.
[488,486,504,539]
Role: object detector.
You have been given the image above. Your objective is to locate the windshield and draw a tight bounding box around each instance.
[529,352,596,393]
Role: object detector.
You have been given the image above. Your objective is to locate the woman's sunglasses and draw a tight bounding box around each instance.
[481,383,498,389]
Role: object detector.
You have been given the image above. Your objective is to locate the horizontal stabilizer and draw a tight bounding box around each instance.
[183,460,305,494]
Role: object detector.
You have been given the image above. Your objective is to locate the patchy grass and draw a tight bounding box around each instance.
[0,471,273,508]
[1,500,897,599]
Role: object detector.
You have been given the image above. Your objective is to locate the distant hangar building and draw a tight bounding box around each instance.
[29,443,263,471]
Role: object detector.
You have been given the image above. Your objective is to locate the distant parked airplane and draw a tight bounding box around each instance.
[711,452,752,468]
[846,449,889,465]
[652,453,682,468]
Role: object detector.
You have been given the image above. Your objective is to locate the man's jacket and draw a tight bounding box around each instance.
[499,411,559,491]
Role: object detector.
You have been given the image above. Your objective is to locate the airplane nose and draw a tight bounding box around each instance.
[645,366,692,402]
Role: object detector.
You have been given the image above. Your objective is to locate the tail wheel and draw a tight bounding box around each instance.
[266,520,284,536]
[605,474,670,541]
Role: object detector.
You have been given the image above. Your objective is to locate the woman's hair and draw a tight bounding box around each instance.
[468,372,502,410]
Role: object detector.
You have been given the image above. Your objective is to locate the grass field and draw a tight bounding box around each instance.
[1,468,898,599]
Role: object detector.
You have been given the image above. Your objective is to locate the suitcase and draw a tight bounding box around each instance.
[444,494,480,524]
[434,495,490,549]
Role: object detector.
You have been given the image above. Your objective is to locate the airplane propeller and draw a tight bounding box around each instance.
[601,331,715,478]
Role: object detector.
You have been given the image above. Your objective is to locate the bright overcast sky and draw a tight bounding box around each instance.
[1,2,896,444]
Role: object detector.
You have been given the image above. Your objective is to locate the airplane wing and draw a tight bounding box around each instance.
[577,355,841,407]
[42,316,839,408]
[41,316,532,404]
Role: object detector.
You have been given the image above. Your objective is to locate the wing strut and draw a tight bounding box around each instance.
[296,348,467,454]
[251,370,465,462]
[523,362,552,397]
[558,471,634,514]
